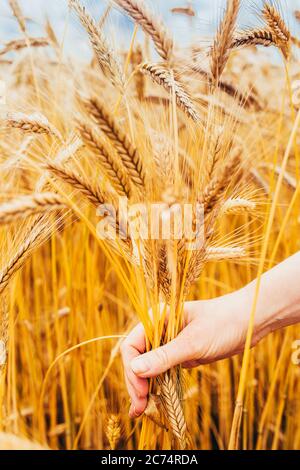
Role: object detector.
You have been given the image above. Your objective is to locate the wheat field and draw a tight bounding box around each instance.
[0,0,300,451]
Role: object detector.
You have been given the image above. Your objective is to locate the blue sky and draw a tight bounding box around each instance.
[1,1,300,58]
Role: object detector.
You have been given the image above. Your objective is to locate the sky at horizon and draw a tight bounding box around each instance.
[1,1,300,59]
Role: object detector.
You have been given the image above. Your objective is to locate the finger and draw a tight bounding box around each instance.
[131,330,194,378]
[124,373,148,417]
[121,324,149,413]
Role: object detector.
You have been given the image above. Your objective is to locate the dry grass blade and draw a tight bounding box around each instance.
[81,96,145,189]
[0,37,50,56]
[0,193,67,225]
[77,120,132,197]
[69,0,124,91]
[142,62,201,123]
[4,112,63,141]
[211,0,240,83]
[114,0,174,61]
[9,0,26,33]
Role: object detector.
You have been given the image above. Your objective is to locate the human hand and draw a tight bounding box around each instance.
[121,287,261,418]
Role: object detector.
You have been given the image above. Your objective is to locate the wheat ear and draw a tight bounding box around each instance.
[47,162,129,243]
[231,29,276,49]
[206,246,247,261]
[262,3,291,59]
[142,62,201,123]
[161,373,187,449]
[0,193,66,225]
[106,415,121,450]
[114,0,173,62]
[69,0,124,91]
[201,154,241,214]
[81,96,145,189]
[47,162,106,207]
[222,197,256,215]
[4,112,62,141]
[0,37,50,56]
[211,0,240,83]
[0,217,46,295]
[262,3,290,43]
[77,120,132,197]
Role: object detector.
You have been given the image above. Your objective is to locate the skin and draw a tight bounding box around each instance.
[121,252,300,418]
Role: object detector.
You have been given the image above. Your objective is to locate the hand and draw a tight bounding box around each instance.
[121,288,257,418]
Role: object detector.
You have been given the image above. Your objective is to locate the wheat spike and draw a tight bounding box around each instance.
[161,373,187,449]
[4,112,62,141]
[262,3,291,59]
[201,154,241,214]
[231,29,276,49]
[142,62,200,123]
[0,193,66,225]
[69,0,124,91]
[206,246,247,261]
[81,96,145,189]
[106,415,121,450]
[77,120,132,197]
[0,37,50,56]
[114,0,173,62]
[47,162,106,207]
[211,0,240,83]
[9,0,26,33]
[262,3,290,43]
[222,197,256,215]
[0,217,47,295]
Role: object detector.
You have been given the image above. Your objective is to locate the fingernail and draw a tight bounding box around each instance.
[131,357,150,375]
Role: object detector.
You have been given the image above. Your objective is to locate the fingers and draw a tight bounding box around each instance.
[121,323,149,417]
[131,329,194,378]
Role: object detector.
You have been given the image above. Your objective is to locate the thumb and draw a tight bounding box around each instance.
[130,333,191,378]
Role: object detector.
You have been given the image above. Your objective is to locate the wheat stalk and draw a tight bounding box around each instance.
[77,120,132,197]
[69,0,125,91]
[4,112,63,141]
[113,0,174,62]
[80,96,145,189]
[0,193,66,225]
[141,62,201,123]
[9,0,26,33]
[211,0,240,83]
[0,37,50,56]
